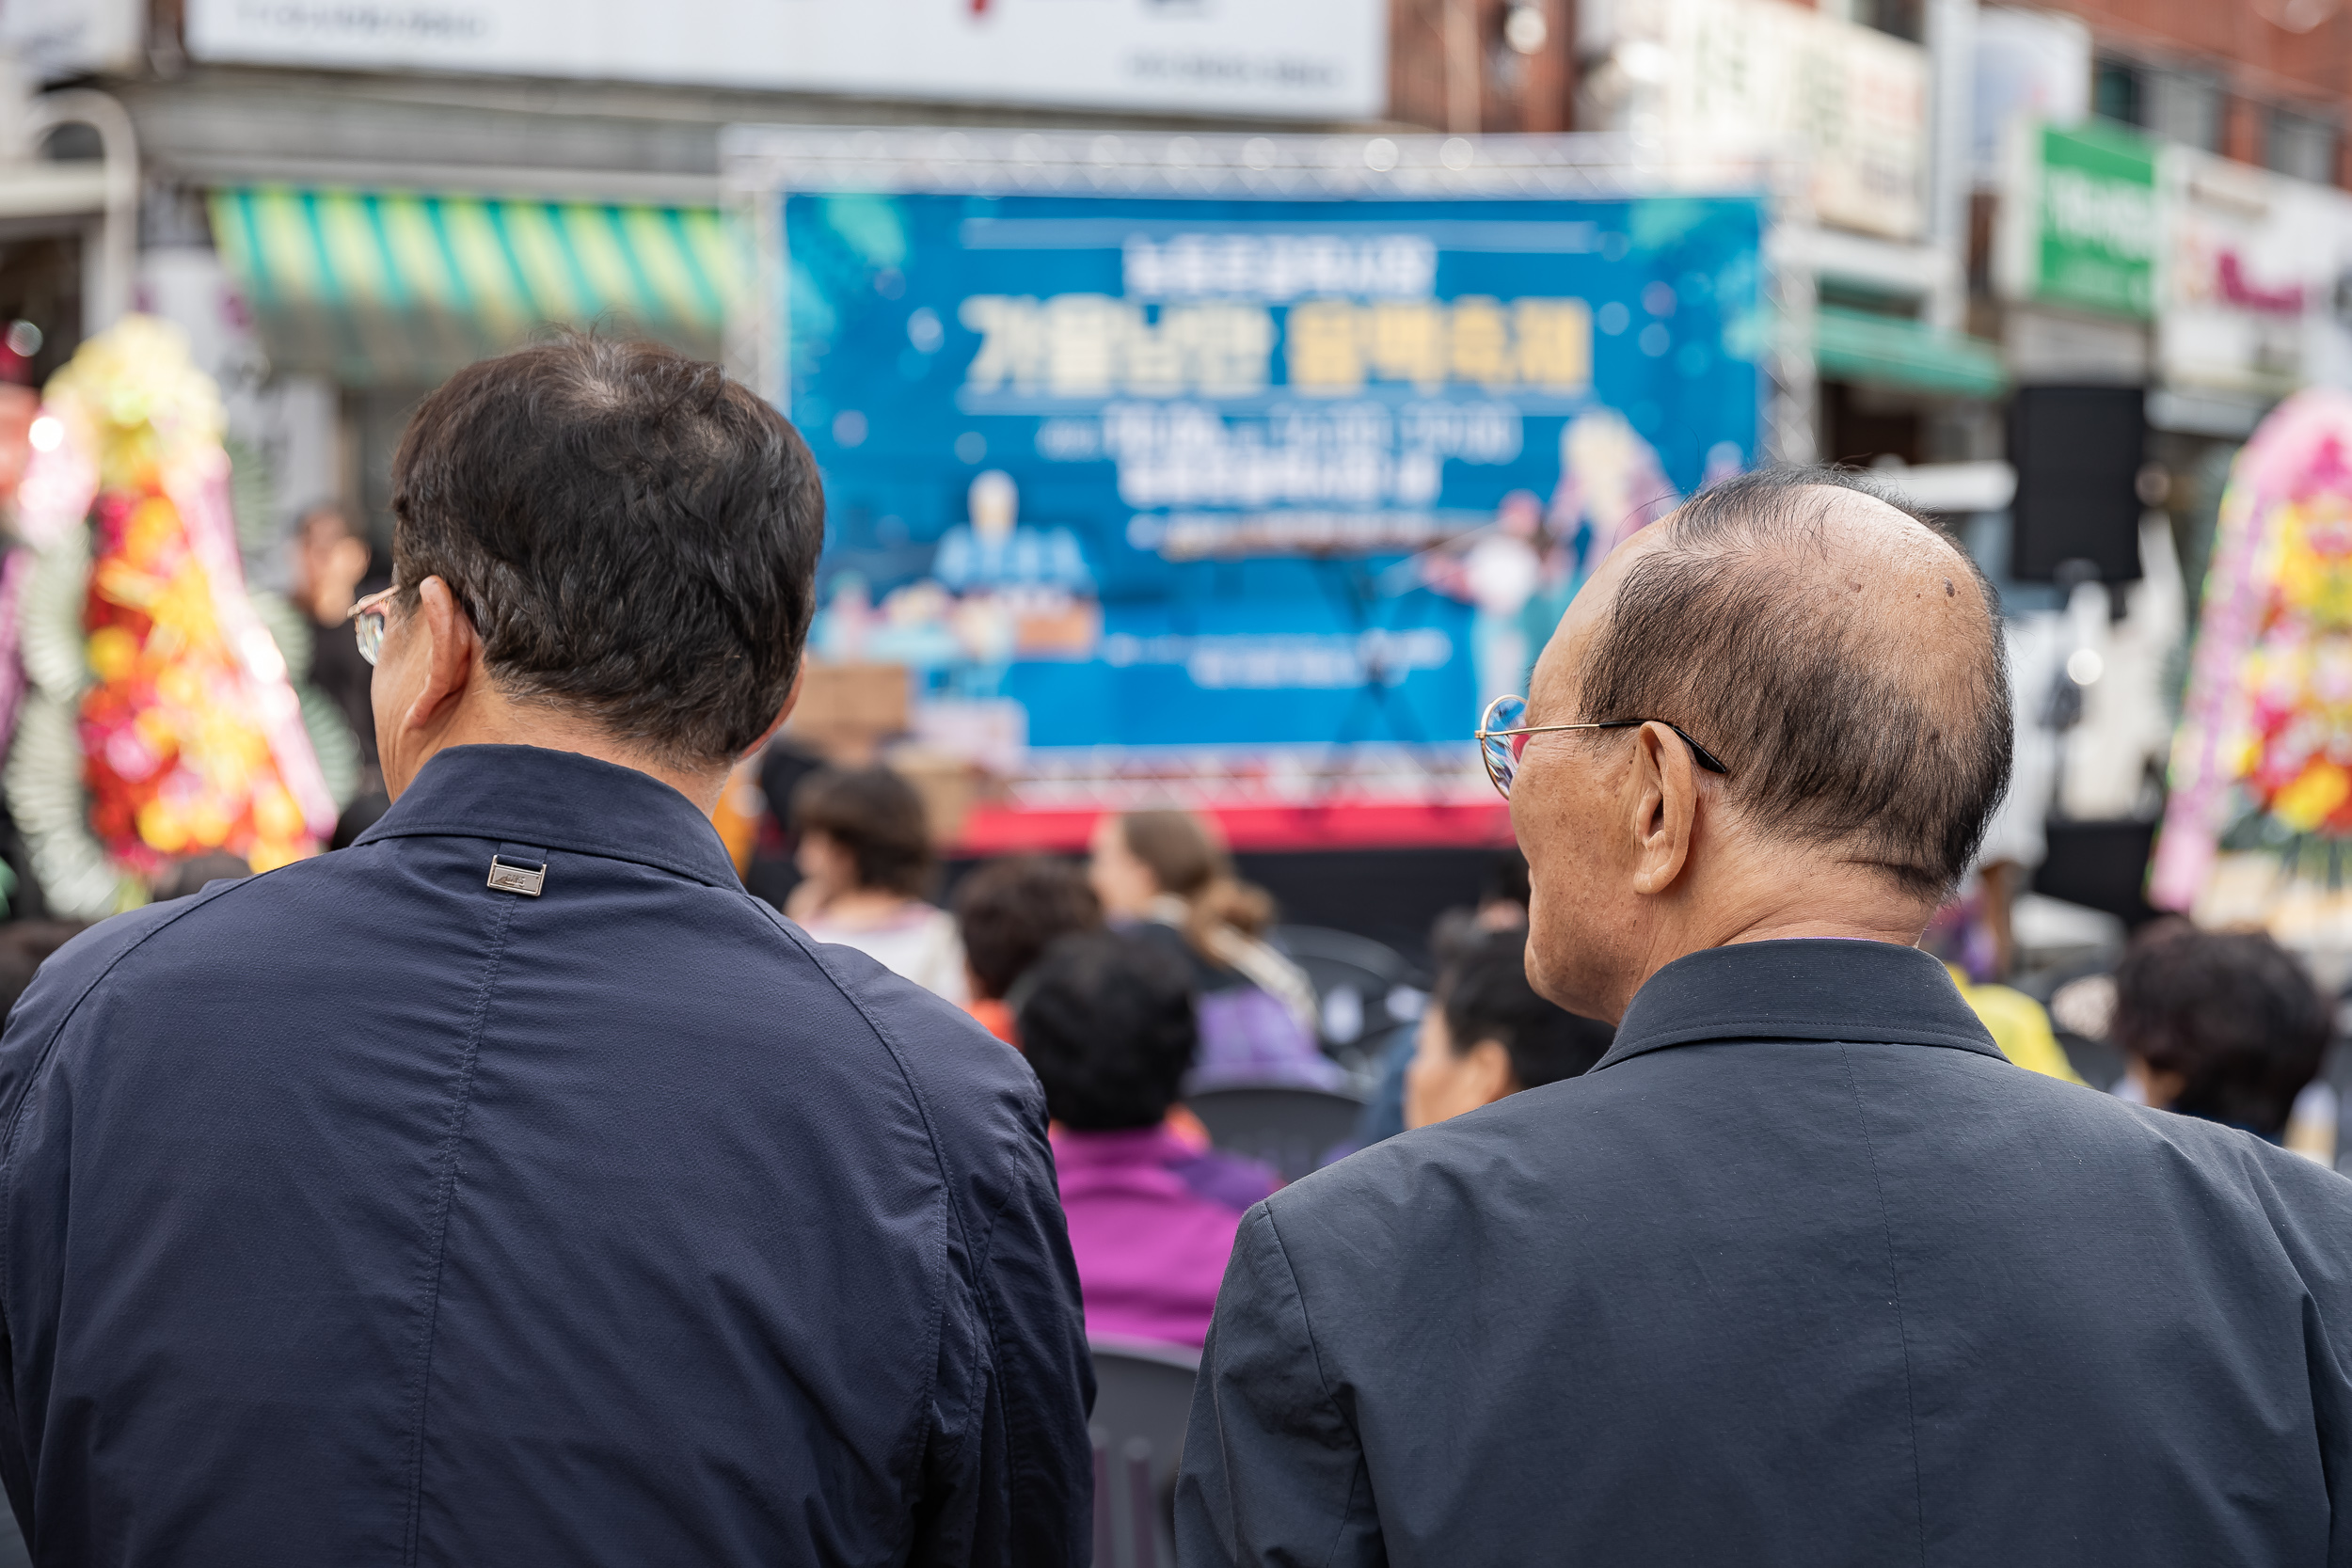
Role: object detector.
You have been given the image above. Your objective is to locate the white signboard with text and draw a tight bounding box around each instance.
[1646,0,1929,241]
[2158,146,2349,398]
[185,0,1387,120]
[0,0,141,79]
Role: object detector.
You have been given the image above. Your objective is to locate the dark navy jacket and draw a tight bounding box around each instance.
[1178,938,2352,1567]
[0,744,1092,1565]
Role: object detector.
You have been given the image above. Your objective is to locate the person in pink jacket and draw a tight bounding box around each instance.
[1020,928,1278,1347]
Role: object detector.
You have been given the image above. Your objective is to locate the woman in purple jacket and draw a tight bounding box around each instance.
[1019,928,1279,1347]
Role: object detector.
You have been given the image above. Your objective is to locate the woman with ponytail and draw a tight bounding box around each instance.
[1088,809,1344,1092]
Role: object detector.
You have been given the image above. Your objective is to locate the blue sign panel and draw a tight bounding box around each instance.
[787,190,1762,764]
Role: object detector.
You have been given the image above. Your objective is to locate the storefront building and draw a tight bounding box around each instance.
[23,0,1391,550]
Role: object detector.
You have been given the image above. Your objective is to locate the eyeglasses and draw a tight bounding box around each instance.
[1475,692,1731,800]
[347,585,398,667]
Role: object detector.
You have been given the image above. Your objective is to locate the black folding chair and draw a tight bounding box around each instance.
[1185,1084,1367,1181]
[1089,1336,1201,1568]
[1269,925,1426,1072]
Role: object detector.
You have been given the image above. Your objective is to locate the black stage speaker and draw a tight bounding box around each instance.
[2009,385,2146,583]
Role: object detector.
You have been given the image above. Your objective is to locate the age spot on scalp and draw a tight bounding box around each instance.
[1944,578,1955,596]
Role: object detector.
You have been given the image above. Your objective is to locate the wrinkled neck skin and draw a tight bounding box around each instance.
[1589,830,1937,1024]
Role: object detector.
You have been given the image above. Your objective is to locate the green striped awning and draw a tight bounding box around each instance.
[1815,305,2009,401]
[209,186,740,388]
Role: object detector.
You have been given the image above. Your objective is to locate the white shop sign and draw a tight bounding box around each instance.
[184,0,1388,121]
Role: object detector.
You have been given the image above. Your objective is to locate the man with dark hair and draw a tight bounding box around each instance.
[2110,922,2328,1141]
[1181,467,2352,1566]
[1404,929,1611,1129]
[952,856,1102,1043]
[1021,929,1274,1347]
[0,336,1092,1564]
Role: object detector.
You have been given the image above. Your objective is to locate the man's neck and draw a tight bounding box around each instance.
[395,697,730,814]
[1616,873,1933,1015]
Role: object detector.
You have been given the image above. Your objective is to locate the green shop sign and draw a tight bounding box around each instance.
[2001,121,2158,319]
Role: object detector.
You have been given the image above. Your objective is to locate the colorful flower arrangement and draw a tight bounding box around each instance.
[0,317,335,914]
[2156,389,2352,922]
[78,482,314,874]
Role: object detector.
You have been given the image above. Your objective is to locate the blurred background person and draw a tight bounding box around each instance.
[1423,848,1533,972]
[288,501,378,776]
[1019,928,1276,1348]
[1359,856,1537,1145]
[2109,922,2329,1145]
[1089,808,1339,1092]
[952,854,1102,1044]
[787,765,966,1002]
[1405,929,1614,1131]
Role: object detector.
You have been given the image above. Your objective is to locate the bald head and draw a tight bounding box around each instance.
[1566,467,2010,899]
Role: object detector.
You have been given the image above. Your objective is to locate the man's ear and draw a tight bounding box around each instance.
[400,577,481,739]
[742,663,808,762]
[1627,720,1699,897]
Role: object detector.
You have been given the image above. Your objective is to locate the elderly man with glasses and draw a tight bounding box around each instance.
[1178,467,2352,1568]
[0,337,1093,1564]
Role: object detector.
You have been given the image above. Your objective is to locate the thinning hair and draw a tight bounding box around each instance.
[1575,467,2011,900]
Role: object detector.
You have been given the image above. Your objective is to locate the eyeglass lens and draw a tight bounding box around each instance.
[354,608,385,667]
[1479,693,1526,798]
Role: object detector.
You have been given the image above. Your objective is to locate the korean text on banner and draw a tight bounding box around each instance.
[787,192,1763,765]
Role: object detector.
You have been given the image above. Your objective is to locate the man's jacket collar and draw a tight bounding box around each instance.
[1596,938,2003,1072]
[354,743,740,888]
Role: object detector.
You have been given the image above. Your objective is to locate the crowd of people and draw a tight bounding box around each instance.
[723,744,2346,1360]
[1,337,2351,1564]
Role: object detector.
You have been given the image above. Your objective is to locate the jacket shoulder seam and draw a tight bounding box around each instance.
[740,895,961,1512]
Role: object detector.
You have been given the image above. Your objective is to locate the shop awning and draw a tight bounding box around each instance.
[208,186,739,388]
[1815,305,2009,400]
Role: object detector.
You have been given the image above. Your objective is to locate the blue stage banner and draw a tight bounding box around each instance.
[787,189,1763,764]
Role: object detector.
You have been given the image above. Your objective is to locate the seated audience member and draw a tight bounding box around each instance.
[1946,965,2086,1085]
[952,855,1102,1044]
[2109,921,2328,1144]
[1406,930,1614,1130]
[1089,809,1341,1092]
[787,765,966,1001]
[1425,848,1533,965]
[1925,875,2083,1085]
[1021,929,1279,1347]
[152,852,253,903]
[1361,878,1541,1145]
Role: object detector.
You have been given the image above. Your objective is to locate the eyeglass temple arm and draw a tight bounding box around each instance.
[1478,718,1731,777]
